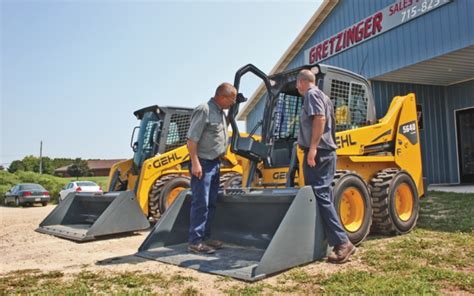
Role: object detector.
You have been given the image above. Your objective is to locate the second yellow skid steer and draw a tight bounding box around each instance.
[37,106,244,241]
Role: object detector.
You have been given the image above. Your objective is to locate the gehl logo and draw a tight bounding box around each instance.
[153,153,182,168]
[336,134,357,149]
[272,172,287,180]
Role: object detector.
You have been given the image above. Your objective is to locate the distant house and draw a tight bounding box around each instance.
[54,159,126,177]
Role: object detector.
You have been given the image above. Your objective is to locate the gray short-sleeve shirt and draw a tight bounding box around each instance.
[297,86,337,151]
[187,98,228,160]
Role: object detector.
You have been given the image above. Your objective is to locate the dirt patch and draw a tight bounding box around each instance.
[0,205,240,293]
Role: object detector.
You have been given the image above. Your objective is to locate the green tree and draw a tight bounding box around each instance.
[21,155,40,172]
[39,157,54,174]
[8,156,78,175]
[67,158,90,180]
[8,160,26,173]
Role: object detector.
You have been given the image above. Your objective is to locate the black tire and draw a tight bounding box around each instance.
[3,197,8,207]
[42,201,48,206]
[369,169,419,235]
[15,197,20,207]
[149,174,179,219]
[148,174,191,219]
[158,176,191,214]
[332,170,372,245]
[219,172,242,190]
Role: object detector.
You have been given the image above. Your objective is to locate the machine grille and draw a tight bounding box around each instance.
[273,93,302,139]
[165,113,192,152]
[330,79,369,132]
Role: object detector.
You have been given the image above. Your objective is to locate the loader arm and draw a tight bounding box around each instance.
[336,94,407,156]
[107,159,135,192]
[332,93,424,197]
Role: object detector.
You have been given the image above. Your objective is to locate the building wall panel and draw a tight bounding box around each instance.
[289,0,474,79]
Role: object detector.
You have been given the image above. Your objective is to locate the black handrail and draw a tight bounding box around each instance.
[229,64,273,154]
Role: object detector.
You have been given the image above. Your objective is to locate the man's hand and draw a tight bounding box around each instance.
[192,161,203,179]
[187,139,203,179]
[307,148,317,167]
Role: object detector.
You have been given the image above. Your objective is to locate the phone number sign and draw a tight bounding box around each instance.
[304,0,452,64]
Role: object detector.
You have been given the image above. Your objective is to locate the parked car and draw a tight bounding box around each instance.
[4,183,50,207]
[59,181,103,202]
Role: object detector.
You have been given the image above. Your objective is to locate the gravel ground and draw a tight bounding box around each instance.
[3,204,335,294]
[0,204,245,293]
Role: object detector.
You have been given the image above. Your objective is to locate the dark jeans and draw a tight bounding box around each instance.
[303,149,348,246]
[188,158,220,244]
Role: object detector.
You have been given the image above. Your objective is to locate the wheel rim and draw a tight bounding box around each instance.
[339,186,365,233]
[165,187,186,208]
[395,183,414,222]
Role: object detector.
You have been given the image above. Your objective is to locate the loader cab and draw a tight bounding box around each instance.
[132,106,193,173]
[229,64,376,186]
[263,64,376,168]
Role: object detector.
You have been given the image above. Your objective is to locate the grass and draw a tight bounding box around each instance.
[272,191,474,295]
[1,191,473,295]
[418,191,473,232]
[0,270,196,295]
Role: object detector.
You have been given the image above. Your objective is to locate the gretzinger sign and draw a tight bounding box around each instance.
[304,0,452,64]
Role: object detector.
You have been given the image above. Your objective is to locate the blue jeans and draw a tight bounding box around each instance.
[303,149,348,246]
[188,158,220,244]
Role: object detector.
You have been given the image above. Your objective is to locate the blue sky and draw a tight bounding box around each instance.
[1,0,321,167]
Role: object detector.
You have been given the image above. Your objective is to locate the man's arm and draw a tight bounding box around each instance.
[187,139,202,179]
[187,106,207,180]
[307,115,326,167]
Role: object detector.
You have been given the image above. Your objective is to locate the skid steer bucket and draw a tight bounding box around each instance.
[36,191,150,242]
[136,186,329,281]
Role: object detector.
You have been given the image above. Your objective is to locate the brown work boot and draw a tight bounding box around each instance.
[327,241,356,264]
[204,239,224,249]
[188,242,215,254]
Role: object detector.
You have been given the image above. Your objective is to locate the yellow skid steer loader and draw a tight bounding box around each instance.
[137,64,424,281]
[37,106,243,241]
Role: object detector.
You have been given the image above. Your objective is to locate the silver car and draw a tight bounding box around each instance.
[59,181,103,202]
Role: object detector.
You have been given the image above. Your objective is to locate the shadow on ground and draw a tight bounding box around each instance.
[96,254,149,266]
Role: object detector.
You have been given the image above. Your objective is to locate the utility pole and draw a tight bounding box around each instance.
[39,141,43,174]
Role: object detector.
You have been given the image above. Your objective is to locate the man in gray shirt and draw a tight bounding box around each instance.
[297,69,355,264]
[186,82,237,254]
